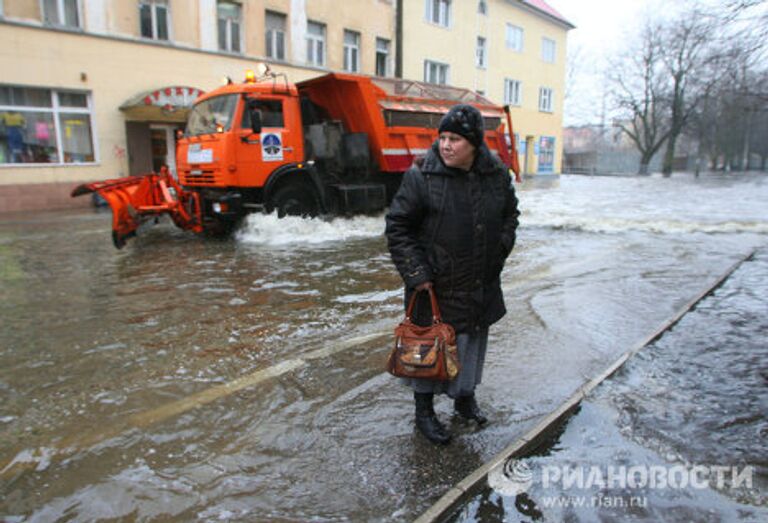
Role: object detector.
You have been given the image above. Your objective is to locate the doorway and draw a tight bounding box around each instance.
[150,124,180,176]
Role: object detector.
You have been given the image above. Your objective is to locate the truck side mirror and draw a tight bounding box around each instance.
[247,100,262,134]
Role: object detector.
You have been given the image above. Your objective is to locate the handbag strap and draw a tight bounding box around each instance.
[405,286,443,324]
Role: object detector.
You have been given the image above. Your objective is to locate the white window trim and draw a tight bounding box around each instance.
[505,23,523,52]
[504,78,522,106]
[375,37,390,77]
[0,86,98,167]
[542,37,556,63]
[140,0,171,41]
[343,29,360,73]
[538,87,554,113]
[425,0,451,28]
[476,36,487,69]
[265,11,287,61]
[40,0,81,28]
[217,1,242,54]
[306,21,326,66]
[424,59,449,85]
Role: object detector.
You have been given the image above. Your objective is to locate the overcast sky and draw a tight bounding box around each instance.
[545,0,663,126]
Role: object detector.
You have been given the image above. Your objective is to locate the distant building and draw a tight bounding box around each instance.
[562,124,664,175]
[0,0,571,213]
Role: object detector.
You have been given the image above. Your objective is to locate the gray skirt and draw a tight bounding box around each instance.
[402,327,489,398]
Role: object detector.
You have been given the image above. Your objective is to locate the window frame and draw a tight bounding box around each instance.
[265,10,287,61]
[0,84,98,167]
[375,37,390,77]
[478,0,487,15]
[542,37,556,63]
[425,0,451,28]
[476,36,487,69]
[217,1,242,54]
[343,29,361,73]
[41,0,81,29]
[504,78,522,106]
[423,59,449,85]
[306,20,326,67]
[139,0,170,41]
[538,86,554,113]
[505,23,524,52]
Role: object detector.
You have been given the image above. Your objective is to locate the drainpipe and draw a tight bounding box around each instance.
[395,0,403,78]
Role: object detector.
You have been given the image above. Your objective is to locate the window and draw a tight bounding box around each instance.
[306,21,326,66]
[343,30,360,73]
[538,87,554,112]
[425,0,451,27]
[424,60,449,85]
[504,79,521,106]
[140,0,169,41]
[476,37,487,69]
[217,2,241,53]
[542,37,556,63]
[186,94,239,136]
[43,0,80,28]
[0,85,95,165]
[266,11,286,60]
[478,0,487,15]
[241,99,284,129]
[505,24,523,52]
[538,136,555,173]
[375,38,390,77]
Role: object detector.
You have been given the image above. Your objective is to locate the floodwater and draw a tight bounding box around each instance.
[1,172,766,522]
[451,248,768,522]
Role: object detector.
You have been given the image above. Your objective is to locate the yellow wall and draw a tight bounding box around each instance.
[402,0,570,174]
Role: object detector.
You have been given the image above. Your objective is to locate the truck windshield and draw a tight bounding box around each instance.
[186,94,239,136]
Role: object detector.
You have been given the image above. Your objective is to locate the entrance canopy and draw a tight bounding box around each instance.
[120,86,204,122]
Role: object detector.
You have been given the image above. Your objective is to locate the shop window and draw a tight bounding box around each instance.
[306,21,326,66]
[217,1,242,53]
[43,0,80,28]
[343,30,360,73]
[538,136,555,173]
[266,11,286,60]
[140,0,169,41]
[0,85,95,165]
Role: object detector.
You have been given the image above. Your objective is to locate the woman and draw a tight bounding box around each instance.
[385,104,520,445]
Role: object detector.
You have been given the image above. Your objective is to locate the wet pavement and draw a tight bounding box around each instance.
[451,248,768,522]
[1,173,767,521]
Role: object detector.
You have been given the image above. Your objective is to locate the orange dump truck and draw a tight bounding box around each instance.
[74,69,520,248]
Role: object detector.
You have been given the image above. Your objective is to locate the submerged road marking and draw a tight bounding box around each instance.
[1,262,596,479]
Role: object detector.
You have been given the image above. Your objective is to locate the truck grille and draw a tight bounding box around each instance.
[181,169,217,186]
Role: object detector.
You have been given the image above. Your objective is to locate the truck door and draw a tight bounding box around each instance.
[237,97,299,188]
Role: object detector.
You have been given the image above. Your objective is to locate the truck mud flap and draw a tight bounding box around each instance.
[71,167,203,248]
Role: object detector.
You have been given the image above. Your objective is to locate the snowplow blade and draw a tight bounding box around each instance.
[72,168,202,248]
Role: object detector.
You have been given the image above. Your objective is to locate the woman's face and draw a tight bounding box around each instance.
[439,132,476,171]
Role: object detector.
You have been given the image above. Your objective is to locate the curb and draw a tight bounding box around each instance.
[413,248,757,523]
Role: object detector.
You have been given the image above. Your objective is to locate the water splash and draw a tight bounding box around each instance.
[236,212,385,246]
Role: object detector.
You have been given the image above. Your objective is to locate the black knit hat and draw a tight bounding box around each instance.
[438,104,484,148]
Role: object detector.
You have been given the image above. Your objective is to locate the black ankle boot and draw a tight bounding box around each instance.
[455,394,488,425]
[414,392,451,445]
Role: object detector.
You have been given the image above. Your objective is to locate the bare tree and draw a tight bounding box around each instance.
[658,10,719,175]
[608,21,670,174]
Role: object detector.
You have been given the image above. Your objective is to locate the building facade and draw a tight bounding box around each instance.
[0,0,569,213]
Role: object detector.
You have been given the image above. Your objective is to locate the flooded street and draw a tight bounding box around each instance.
[1,173,767,521]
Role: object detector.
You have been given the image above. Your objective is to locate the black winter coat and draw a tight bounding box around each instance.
[385,141,520,333]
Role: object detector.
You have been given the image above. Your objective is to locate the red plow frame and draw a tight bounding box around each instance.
[71,167,203,248]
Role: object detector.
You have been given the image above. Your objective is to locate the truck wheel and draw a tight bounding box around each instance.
[271,185,319,218]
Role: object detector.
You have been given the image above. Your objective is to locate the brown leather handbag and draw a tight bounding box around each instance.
[386,287,460,381]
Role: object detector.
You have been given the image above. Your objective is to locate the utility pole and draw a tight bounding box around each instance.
[395,0,403,78]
